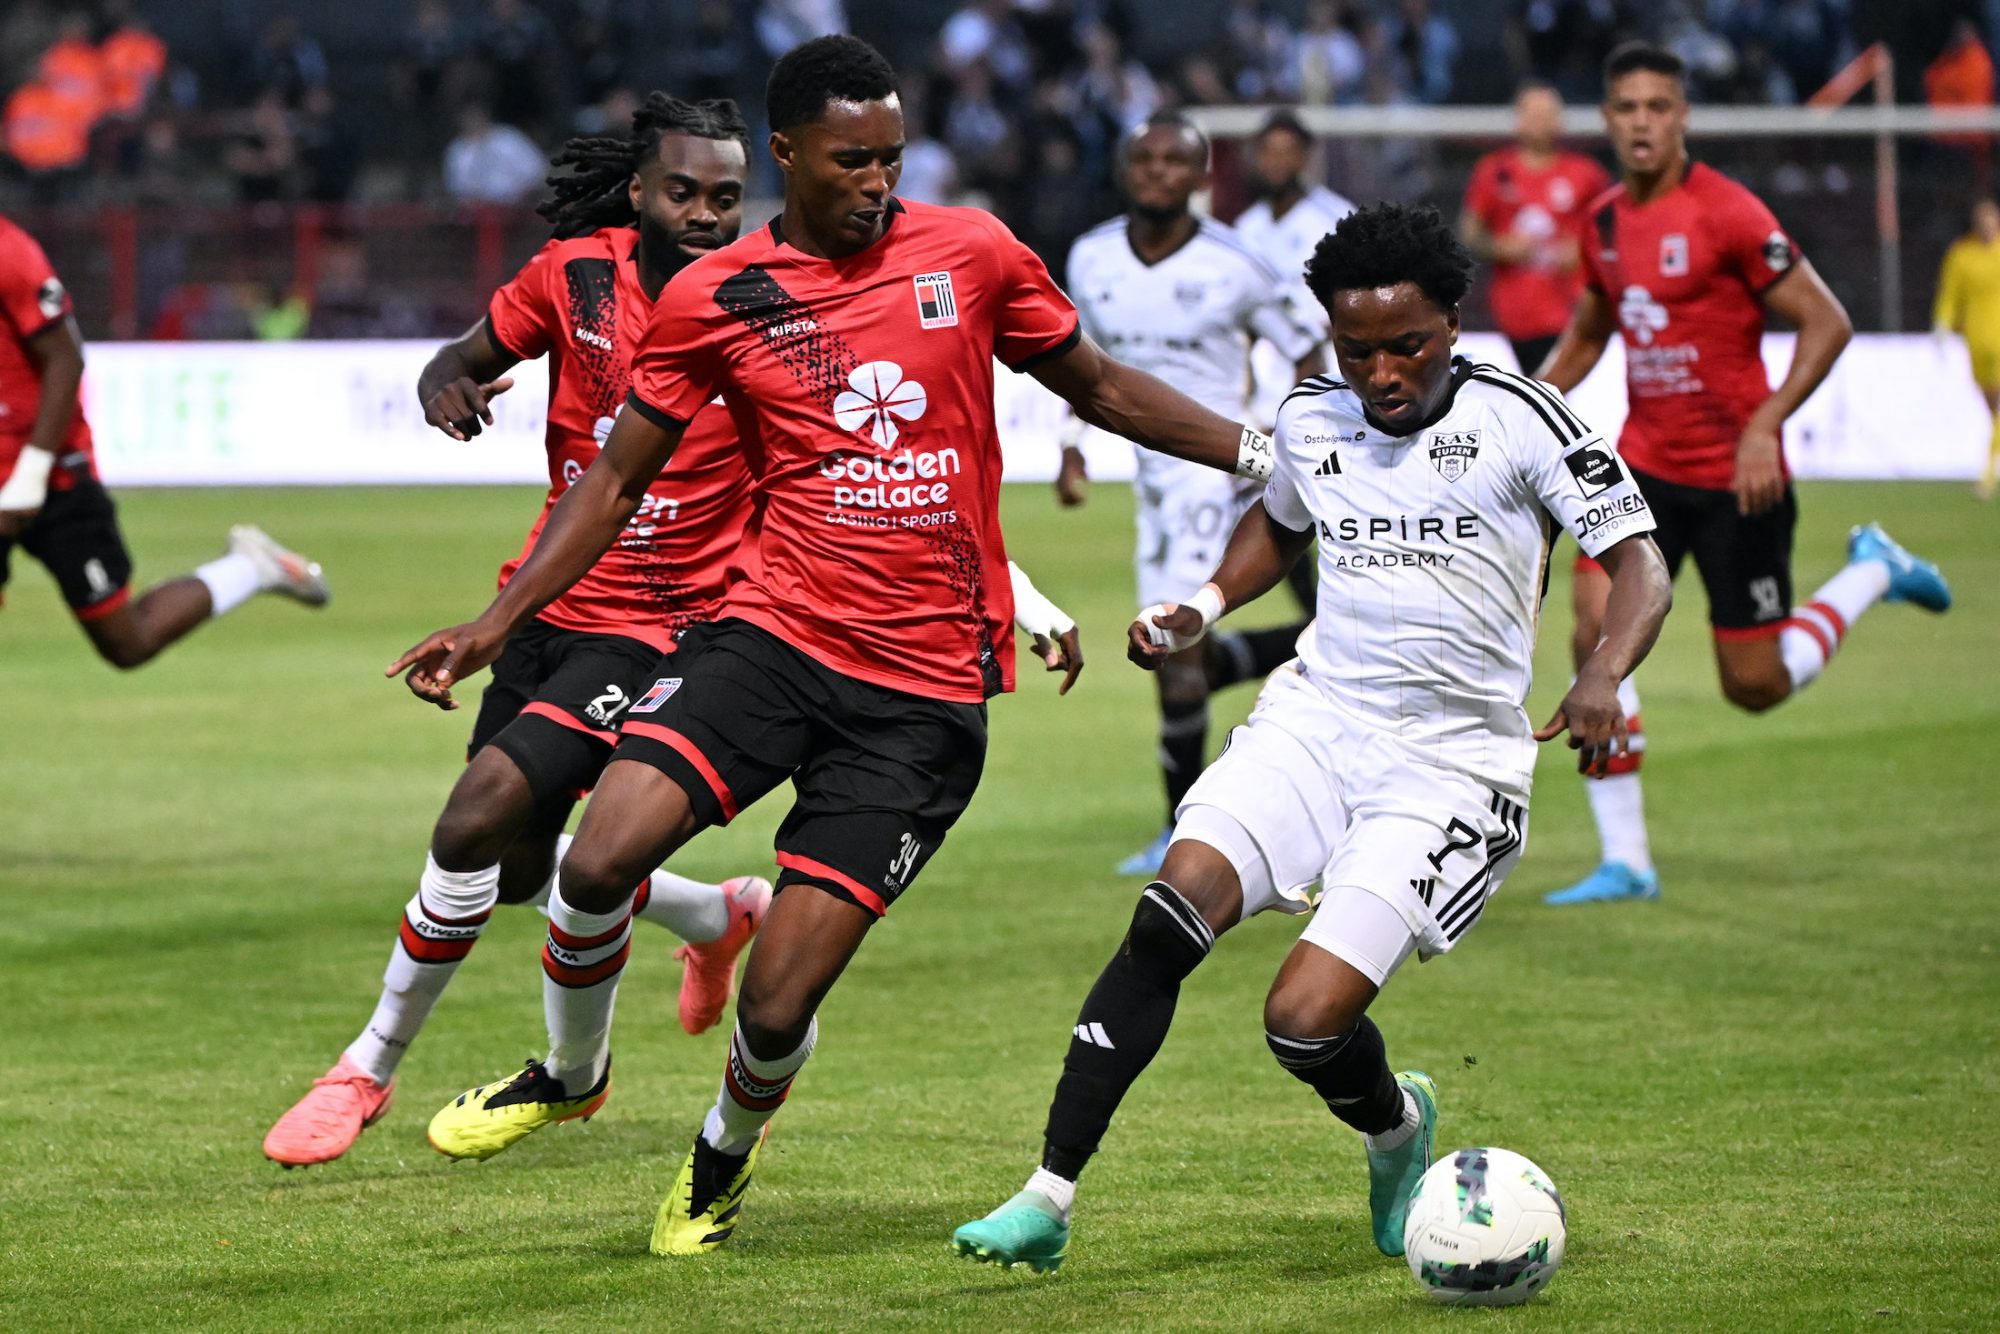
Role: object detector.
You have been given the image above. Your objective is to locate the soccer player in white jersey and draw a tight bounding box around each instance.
[953,202,1672,1274]
[1233,109,1355,428]
[1059,111,1326,876]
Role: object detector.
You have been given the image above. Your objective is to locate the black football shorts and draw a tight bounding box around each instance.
[0,474,133,620]
[611,618,988,916]
[1629,465,1797,635]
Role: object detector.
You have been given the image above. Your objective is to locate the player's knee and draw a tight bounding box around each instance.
[735,977,814,1054]
[1122,884,1215,985]
[430,800,513,872]
[551,839,637,915]
[90,633,155,671]
[1262,978,1350,1043]
[1720,671,1789,714]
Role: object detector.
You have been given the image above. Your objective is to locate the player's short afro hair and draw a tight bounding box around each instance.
[1304,201,1474,312]
[766,35,899,132]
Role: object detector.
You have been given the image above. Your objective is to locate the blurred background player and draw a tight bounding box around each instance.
[1537,42,1953,906]
[0,213,326,666]
[1932,198,2000,500]
[953,202,1672,1275]
[1459,81,1609,376]
[263,94,771,1168]
[1233,109,1352,430]
[1059,111,1325,877]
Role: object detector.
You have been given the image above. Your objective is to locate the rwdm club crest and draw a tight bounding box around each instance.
[1428,430,1480,482]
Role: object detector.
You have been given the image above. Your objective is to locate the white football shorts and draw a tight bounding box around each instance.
[1133,456,1260,609]
[1172,665,1530,986]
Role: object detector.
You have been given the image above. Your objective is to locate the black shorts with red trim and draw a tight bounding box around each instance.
[0,471,133,620]
[1628,465,1796,634]
[610,618,988,917]
[467,616,662,804]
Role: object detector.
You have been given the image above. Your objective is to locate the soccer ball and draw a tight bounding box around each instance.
[1402,1147,1566,1307]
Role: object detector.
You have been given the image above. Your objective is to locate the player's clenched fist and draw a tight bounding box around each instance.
[386,618,508,711]
[423,375,515,441]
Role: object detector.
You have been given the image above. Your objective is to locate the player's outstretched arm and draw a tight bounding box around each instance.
[1734,259,1852,515]
[0,316,84,539]
[1030,334,1274,481]
[1535,533,1672,775]
[1534,287,1616,390]
[387,408,687,707]
[1129,501,1314,670]
[417,318,519,441]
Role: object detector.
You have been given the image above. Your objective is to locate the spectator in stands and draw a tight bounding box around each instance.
[442,100,545,206]
[1285,0,1367,105]
[940,0,1035,87]
[755,0,849,64]
[0,1,62,91]
[1507,0,1632,104]
[226,87,302,203]
[96,1,167,121]
[3,76,92,182]
[893,75,959,205]
[1925,15,1995,189]
[247,13,328,110]
[567,9,633,120]
[682,1,752,104]
[1222,0,1295,99]
[1384,0,1461,105]
[1076,21,1160,128]
[473,0,556,136]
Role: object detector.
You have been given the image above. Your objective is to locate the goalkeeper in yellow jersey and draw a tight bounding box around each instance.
[1933,199,2000,499]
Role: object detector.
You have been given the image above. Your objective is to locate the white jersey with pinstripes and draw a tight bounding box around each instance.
[1068,215,1319,490]
[1264,357,1657,801]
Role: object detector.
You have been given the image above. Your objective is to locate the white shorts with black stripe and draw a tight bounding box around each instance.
[1174,665,1530,986]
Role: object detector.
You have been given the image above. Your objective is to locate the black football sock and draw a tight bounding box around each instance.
[1204,621,1311,689]
[1041,883,1215,1180]
[1265,1016,1403,1135]
[1158,695,1208,820]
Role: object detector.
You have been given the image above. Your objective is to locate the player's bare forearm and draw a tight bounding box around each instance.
[1579,534,1671,687]
[23,318,84,456]
[1536,289,1615,390]
[482,409,684,634]
[1210,501,1316,611]
[1752,260,1851,430]
[1032,334,1254,475]
[419,319,519,440]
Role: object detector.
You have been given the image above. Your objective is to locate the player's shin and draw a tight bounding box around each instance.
[531,834,731,941]
[1205,622,1308,689]
[541,882,634,1094]
[1038,882,1216,1195]
[345,856,500,1084]
[1583,676,1652,874]
[702,1017,816,1153]
[1777,561,1889,692]
[1265,1015,1409,1142]
[1159,696,1209,816]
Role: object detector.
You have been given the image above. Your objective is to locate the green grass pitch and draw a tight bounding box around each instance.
[1,480,1994,1330]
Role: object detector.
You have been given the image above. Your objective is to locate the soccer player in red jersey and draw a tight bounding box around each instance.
[0,215,327,665]
[1459,81,1609,375]
[263,96,780,1168]
[1536,43,1952,905]
[406,36,1276,1253]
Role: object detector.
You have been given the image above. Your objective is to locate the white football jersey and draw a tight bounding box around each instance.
[1068,215,1318,486]
[1234,184,1356,317]
[1265,358,1656,801]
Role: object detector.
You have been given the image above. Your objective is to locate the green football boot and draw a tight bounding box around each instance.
[951,1189,1070,1273]
[1366,1070,1437,1257]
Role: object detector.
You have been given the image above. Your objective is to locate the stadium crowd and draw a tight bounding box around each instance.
[0,0,1994,337]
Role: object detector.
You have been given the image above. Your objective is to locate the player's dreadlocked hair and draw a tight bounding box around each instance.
[765,34,898,132]
[1304,201,1474,312]
[537,92,751,239]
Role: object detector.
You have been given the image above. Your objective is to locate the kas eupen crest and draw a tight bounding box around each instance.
[1427,429,1480,482]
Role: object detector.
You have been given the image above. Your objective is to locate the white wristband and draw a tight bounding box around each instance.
[0,447,54,512]
[1141,581,1226,652]
[1234,426,1275,481]
[1008,559,1076,638]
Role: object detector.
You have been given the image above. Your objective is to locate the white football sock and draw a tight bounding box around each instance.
[1024,1167,1077,1220]
[530,835,728,942]
[193,552,262,617]
[1586,773,1652,874]
[702,1017,817,1154]
[1779,560,1890,692]
[541,883,634,1093]
[344,855,500,1085]
[1364,1085,1420,1152]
